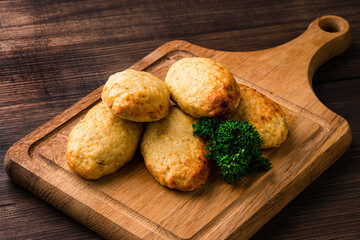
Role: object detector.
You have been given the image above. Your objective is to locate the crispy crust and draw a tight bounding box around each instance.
[140,107,210,191]
[165,57,241,118]
[102,69,170,122]
[226,84,288,148]
[66,102,143,179]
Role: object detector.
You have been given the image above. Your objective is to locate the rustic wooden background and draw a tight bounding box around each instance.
[1,0,359,239]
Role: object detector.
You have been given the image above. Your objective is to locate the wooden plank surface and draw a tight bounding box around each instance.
[1,1,359,239]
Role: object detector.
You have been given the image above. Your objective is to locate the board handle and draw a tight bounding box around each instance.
[273,15,352,83]
[303,15,352,80]
[257,15,353,120]
[228,15,352,111]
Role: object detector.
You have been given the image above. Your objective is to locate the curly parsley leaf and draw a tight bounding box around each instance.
[193,118,271,184]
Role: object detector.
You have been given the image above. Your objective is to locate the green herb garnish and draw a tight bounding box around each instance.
[193,118,271,184]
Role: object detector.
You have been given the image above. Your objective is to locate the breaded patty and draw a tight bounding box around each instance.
[66,102,143,179]
[226,84,288,148]
[140,107,211,191]
[164,57,241,118]
[102,69,170,122]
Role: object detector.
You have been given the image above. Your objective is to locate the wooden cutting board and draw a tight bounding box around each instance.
[4,15,352,240]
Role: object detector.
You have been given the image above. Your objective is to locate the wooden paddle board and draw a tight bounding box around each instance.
[4,15,352,240]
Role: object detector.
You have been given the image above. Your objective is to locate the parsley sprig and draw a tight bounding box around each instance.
[193,118,271,184]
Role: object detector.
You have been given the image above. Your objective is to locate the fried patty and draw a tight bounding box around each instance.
[140,106,211,191]
[66,102,143,179]
[226,84,288,148]
[165,57,241,118]
[102,69,170,122]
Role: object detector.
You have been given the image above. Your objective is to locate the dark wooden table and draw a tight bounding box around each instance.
[1,1,359,239]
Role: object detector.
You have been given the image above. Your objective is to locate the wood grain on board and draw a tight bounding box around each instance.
[4,15,354,239]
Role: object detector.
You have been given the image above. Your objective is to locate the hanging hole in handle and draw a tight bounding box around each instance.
[318,17,344,33]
